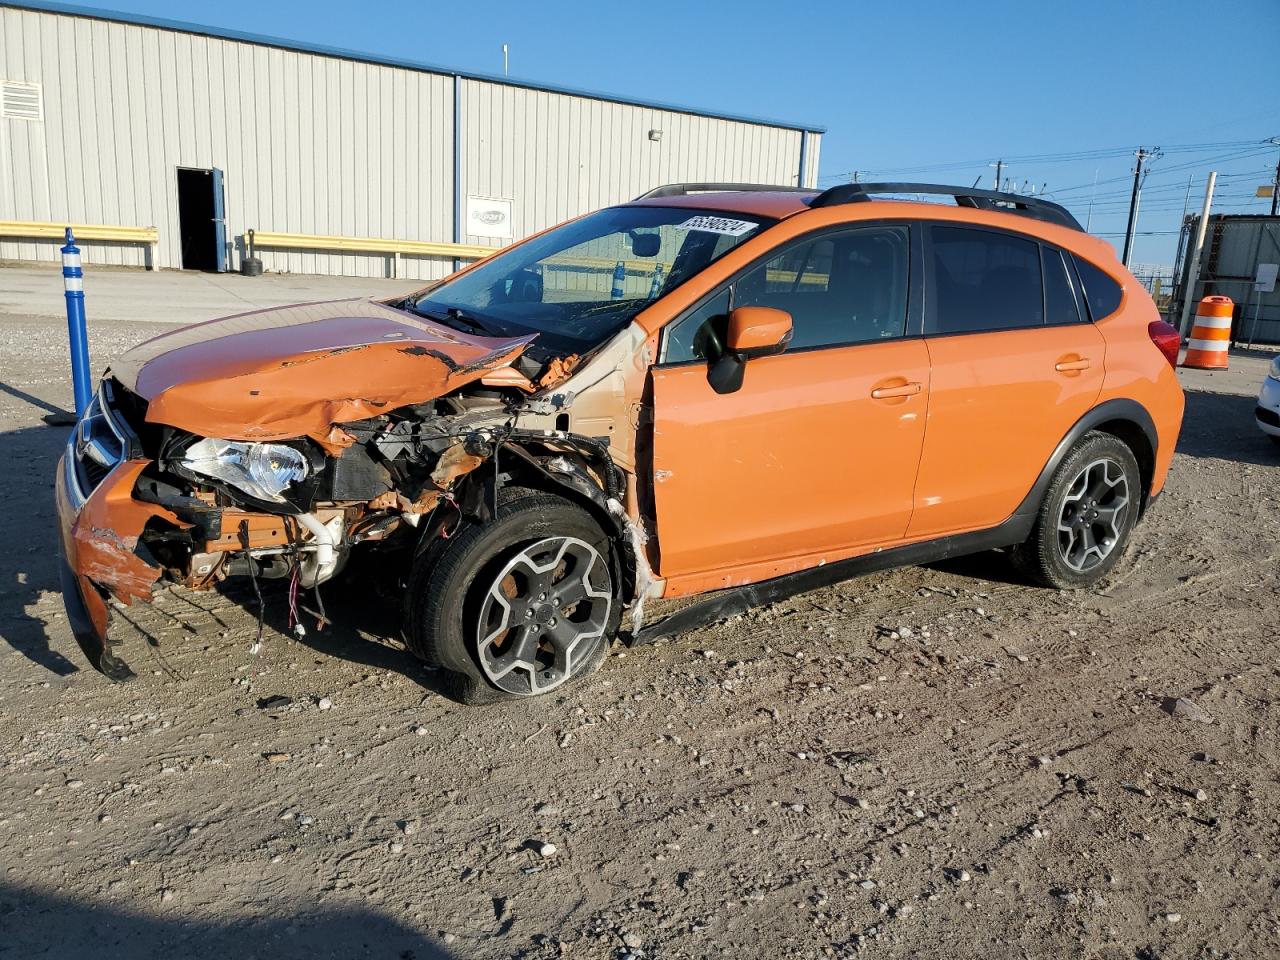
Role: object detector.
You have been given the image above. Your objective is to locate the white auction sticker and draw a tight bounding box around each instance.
[675,215,758,237]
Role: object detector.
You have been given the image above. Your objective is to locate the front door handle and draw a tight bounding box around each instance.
[871,381,923,399]
[1055,357,1091,372]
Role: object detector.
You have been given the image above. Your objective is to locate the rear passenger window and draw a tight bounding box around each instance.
[734,226,909,350]
[1072,255,1123,321]
[1043,246,1083,325]
[927,226,1043,334]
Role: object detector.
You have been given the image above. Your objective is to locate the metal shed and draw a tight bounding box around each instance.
[0,1,824,280]
[1173,214,1280,347]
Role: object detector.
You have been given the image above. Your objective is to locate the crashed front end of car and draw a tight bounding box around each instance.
[54,201,772,683]
[53,296,643,680]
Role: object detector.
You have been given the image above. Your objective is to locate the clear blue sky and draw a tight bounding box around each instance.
[75,0,1280,267]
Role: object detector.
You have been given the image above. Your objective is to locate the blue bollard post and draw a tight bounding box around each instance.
[610,260,626,300]
[61,228,93,416]
[648,263,665,299]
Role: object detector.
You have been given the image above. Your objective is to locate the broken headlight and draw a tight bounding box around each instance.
[181,438,309,503]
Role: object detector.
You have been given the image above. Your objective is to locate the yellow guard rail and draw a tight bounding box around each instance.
[0,220,159,270]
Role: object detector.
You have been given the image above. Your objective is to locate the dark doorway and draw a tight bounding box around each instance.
[176,167,224,271]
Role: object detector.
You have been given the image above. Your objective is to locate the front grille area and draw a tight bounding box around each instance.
[65,381,135,506]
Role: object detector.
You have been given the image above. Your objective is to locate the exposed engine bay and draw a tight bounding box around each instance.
[109,378,643,636]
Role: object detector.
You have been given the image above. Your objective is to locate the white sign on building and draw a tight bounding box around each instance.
[465,196,514,240]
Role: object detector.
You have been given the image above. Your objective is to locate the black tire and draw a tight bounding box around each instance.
[1012,431,1142,590]
[1269,434,1280,449]
[406,491,620,704]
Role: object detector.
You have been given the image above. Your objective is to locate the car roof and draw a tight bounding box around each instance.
[627,191,818,219]
[627,190,1116,266]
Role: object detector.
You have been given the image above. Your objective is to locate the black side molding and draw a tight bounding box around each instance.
[628,518,1031,647]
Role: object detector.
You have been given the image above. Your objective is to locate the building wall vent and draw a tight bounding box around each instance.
[1,80,43,121]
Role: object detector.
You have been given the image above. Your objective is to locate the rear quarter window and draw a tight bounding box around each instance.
[1072,254,1124,321]
[1043,246,1084,325]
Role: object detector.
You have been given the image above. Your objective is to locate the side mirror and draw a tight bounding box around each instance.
[725,306,793,357]
[709,306,792,394]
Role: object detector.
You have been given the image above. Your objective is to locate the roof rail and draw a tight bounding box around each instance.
[634,182,816,201]
[808,182,1083,232]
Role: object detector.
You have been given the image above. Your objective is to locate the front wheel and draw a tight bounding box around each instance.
[1013,431,1141,589]
[406,491,620,704]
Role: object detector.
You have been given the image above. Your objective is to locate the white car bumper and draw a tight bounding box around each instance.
[1257,375,1280,438]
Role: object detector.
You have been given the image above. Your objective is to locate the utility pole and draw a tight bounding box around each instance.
[1270,138,1279,216]
[990,160,1003,191]
[1178,171,1218,338]
[502,43,509,76]
[1122,147,1158,267]
[1179,173,1193,225]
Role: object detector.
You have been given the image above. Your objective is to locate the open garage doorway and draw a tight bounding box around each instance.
[176,167,227,272]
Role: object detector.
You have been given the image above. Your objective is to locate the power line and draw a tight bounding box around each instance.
[1050,146,1275,195]
[817,137,1273,184]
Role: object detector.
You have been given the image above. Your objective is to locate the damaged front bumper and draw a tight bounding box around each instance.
[55,453,175,680]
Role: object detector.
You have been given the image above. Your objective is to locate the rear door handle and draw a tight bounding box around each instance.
[1055,358,1091,372]
[871,381,922,399]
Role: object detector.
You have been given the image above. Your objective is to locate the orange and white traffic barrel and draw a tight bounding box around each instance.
[1181,296,1233,370]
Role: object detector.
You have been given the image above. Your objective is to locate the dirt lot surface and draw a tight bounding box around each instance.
[1,288,1278,959]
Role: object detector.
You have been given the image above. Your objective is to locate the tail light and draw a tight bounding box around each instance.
[1147,320,1180,369]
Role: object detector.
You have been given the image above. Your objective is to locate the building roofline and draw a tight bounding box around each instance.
[2,0,827,134]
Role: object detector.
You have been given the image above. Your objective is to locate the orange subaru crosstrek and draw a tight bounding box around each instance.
[56,182,1185,702]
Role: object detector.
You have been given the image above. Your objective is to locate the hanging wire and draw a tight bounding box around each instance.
[239,519,266,655]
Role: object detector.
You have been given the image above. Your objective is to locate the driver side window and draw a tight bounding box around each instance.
[662,225,910,364]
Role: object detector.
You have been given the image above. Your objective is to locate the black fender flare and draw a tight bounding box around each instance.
[1011,397,1159,528]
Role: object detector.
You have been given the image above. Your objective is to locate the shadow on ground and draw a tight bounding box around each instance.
[1177,388,1279,467]
[0,421,78,675]
[0,883,452,960]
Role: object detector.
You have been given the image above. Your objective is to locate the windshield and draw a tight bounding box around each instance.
[408,206,771,356]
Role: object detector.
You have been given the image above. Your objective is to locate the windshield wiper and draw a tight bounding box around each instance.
[410,302,496,337]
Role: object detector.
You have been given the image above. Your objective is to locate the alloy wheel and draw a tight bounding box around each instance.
[476,536,612,696]
[1056,458,1130,573]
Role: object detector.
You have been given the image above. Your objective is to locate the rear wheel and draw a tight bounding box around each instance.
[406,492,620,704]
[1013,431,1141,589]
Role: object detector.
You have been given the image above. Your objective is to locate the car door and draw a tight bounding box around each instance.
[906,224,1106,539]
[650,223,930,587]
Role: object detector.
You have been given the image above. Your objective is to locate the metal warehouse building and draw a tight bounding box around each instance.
[0,1,823,281]
[1173,214,1280,346]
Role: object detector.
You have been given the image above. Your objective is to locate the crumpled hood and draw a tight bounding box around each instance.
[109,298,534,452]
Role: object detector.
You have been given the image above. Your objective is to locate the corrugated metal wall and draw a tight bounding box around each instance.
[458,79,811,248]
[1194,216,1280,346]
[0,5,821,279]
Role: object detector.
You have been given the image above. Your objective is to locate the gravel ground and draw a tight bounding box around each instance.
[1,300,1278,960]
